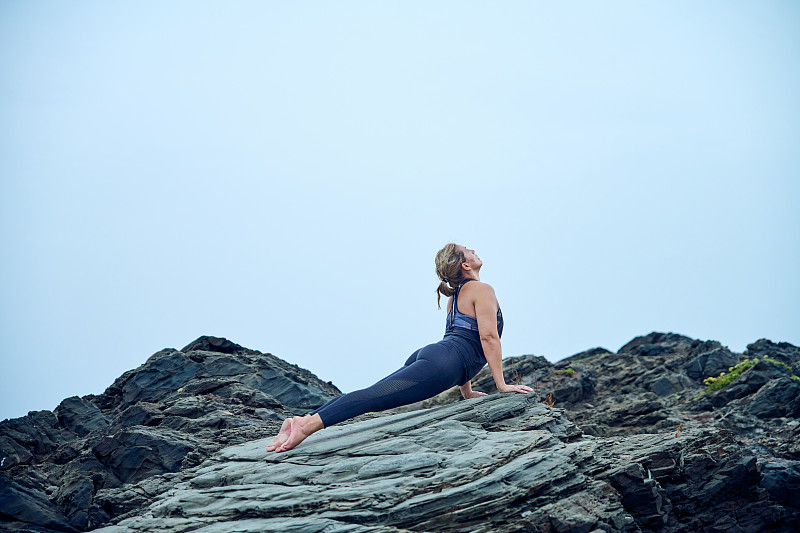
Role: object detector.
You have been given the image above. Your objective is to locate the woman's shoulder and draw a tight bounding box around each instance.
[463,280,496,297]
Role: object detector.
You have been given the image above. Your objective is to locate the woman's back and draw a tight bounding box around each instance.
[445,279,503,337]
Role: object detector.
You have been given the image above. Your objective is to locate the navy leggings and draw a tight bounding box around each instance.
[311,340,467,427]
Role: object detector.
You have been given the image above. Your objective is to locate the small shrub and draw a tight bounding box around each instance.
[542,393,555,407]
[703,359,755,392]
[761,355,794,373]
[556,368,575,376]
[704,356,799,392]
[510,360,523,386]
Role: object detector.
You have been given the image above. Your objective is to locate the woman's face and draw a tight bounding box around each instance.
[459,245,482,271]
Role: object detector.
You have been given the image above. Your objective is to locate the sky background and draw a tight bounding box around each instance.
[1,1,798,422]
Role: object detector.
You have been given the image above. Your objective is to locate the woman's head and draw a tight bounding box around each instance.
[434,243,481,308]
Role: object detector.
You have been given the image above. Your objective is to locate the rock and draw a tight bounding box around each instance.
[0,435,33,469]
[55,396,110,437]
[0,336,340,532]
[0,410,71,459]
[645,370,695,396]
[181,336,245,354]
[90,472,182,526]
[113,402,164,428]
[560,346,614,363]
[92,427,200,485]
[93,394,799,533]
[118,350,202,408]
[412,332,800,464]
[238,367,333,412]
[3,332,800,533]
[0,473,78,532]
[618,332,695,356]
[707,359,790,408]
[194,354,254,377]
[683,344,739,381]
[553,374,586,403]
[745,377,800,418]
[53,476,94,530]
[760,461,800,508]
[745,339,800,368]
[599,395,668,428]
[604,461,671,530]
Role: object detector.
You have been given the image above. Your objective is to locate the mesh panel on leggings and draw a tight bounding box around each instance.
[348,378,417,400]
[314,378,421,426]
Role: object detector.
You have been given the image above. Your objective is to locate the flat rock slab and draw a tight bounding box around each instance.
[95,394,643,533]
[40,392,800,532]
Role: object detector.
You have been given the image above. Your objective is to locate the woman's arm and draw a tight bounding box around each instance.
[473,283,533,394]
[459,380,487,399]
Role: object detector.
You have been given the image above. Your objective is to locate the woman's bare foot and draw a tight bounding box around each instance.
[266,418,293,452]
[276,414,324,453]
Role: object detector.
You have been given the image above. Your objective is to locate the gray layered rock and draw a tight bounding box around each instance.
[413,332,800,461]
[94,394,798,533]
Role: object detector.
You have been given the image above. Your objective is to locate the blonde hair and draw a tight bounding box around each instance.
[434,243,467,309]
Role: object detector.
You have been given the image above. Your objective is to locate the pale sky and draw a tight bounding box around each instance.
[1,1,798,422]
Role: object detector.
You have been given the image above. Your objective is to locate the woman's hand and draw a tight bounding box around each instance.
[497,383,534,394]
[460,381,487,400]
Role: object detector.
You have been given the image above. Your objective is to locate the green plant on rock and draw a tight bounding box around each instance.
[703,359,755,393]
[704,356,800,392]
[761,355,794,373]
[556,368,575,376]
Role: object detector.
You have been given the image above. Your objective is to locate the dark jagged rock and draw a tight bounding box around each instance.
[761,460,800,508]
[746,378,800,418]
[1,410,69,461]
[683,343,739,380]
[745,338,800,367]
[92,427,198,485]
[0,336,340,532]
[55,396,110,437]
[2,332,799,532]
[0,475,79,533]
[618,332,695,356]
[181,335,245,354]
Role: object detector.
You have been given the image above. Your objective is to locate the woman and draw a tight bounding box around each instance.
[267,243,533,452]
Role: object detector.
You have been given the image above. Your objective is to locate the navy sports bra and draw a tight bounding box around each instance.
[447,279,504,337]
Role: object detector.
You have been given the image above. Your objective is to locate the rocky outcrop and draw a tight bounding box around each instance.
[390,333,800,530]
[411,333,800,459]
[95,394,798,533]
[0,336,340,532]
[2,332,799,532]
